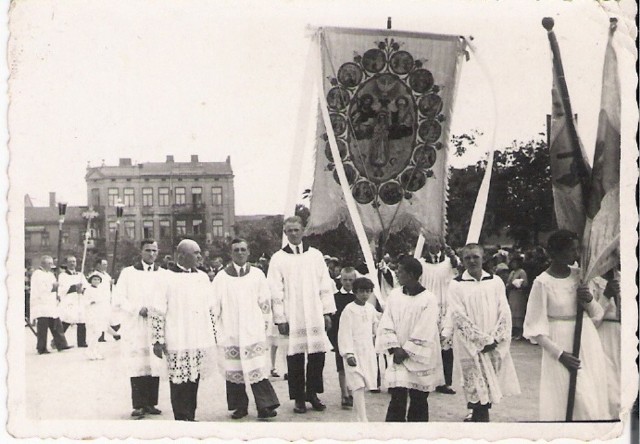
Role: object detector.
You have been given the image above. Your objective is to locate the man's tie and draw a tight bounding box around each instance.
[295,245,300,254]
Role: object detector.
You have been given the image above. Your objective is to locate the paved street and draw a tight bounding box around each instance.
[25,326,541,423]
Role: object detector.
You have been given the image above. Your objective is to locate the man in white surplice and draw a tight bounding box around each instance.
[211,238,279,420]
[267,216,336,414]
[444,243,520,422]
[112,240,167,419]
[150,239,217,421]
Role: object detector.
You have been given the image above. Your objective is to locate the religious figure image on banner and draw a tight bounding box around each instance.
[307,28,467,242]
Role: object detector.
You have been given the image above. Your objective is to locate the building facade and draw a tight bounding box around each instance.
[24,192,89,267]
[85,155,235,256]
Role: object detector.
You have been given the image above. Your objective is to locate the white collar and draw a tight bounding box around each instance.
[289,242,304,253]
[339,287,352,294]
[461,269,491,282]
[233,262,249,275]
[141,261,154,271]
[176,262,194,273]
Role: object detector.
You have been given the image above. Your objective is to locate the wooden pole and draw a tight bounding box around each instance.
[542,17,588,422]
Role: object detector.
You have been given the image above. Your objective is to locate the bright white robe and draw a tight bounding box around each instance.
[267,246,336,355]
[150,268,217,384]
[338,302,379,390]
[375,287,444,392]
[419,257,457,349]
[523,268,609,420]
[30,269,59,319]
[112,264,168,377]
[593,273,621,419]
[446,271,520,406]
[211,265,272,384]
[58,271,88,324]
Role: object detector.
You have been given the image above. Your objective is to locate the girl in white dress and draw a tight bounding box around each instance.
[523,229,608,421]
[338,277,380,422]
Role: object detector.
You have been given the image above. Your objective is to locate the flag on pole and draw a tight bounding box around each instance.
[306,27,466,244]
[581,19,621,282]
[546,24,591,237]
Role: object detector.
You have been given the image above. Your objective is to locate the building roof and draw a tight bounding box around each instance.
[85,158,233,181]
[25,206,88,225]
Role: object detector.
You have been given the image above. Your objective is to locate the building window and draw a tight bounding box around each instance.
[212,187,223,205]
[175,187,186,205]
[124,221,136,239]
[212,219,224,237]
[124,188,135,207]
[159,220,171,239]
[142,188,153,207]
[25,233,31,248]
[143,220,154,239]
[41,231,50,247]
[193,219,203,235]
[108,188,119,207]
[192,187,202,205]
[61,231,69,245]
[176,220,187,235]
[159,187,170,206]
[91,188,100,207]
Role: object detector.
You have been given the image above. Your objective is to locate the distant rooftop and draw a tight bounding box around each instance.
[85,155,233,180]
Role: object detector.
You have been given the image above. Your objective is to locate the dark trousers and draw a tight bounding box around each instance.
[226,379,280,411]
[442,348,454,386]
[36,317,68,352]
[386,387,429,422]
[286,352,325,401]
[62,322,87,347]
[468,402,491,422]
[169,377,200,421]
[131,376,160,409]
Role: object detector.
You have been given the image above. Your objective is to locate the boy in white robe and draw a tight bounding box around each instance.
[339,277,379,422]
[212,238,280,420]
[267,216,336,414]
[58,256,88,347]
[376,257,443,422]
[445,243,520,422]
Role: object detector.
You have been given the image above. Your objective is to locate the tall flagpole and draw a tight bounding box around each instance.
[542,17,588,422]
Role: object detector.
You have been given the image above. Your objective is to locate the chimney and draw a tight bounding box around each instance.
[119,158,132,166]
[49,192,56,208]
[166,155,174,163]
[190,155,199,163]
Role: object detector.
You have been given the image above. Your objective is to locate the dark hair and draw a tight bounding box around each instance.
[94,257,106,266]
[398,256,422,279]
[140,239,157,249]
[353,277,374,291]
[230,238,248,246]
[546,229,579,257]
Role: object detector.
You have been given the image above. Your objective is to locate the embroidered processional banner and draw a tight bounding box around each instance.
[307,27,466,240]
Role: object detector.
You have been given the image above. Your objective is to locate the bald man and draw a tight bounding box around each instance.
[150,239,217,421]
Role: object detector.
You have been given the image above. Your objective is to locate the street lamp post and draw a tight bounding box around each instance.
[110,200,124,277]
[80,208,99,274]
[55,201,68,277]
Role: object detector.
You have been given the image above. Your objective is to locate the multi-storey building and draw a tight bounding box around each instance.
[24,192,89,266]
[85,155,235,256]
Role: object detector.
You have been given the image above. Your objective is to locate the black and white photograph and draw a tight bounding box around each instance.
[4,0,638,441]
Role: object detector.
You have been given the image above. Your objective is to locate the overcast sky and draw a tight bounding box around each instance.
[8,0,637,215]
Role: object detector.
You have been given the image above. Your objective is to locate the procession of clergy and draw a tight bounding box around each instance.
[29,216,620,423]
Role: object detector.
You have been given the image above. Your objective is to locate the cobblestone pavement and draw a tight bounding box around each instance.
[25,326,541,423]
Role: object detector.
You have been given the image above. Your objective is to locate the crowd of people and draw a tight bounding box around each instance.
[26,217,621,423]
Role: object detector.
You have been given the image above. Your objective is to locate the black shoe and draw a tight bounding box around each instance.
[37,349,50,355]
[341,396,351,408]
[257,407,277,419]
[78,343,88,348]
[293,400,307,414]
[144,406,162,415]
[435,385,456,395]
[231,408,248,419]
[98,333,106,342]
[270,369,280,378]
[369,388,381,393]
[307,394,326,411]
[113,334,121,341]
[57,345,73,352]
[131,408,146,418]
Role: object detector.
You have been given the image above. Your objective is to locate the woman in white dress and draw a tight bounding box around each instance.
[523,229,609,421]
